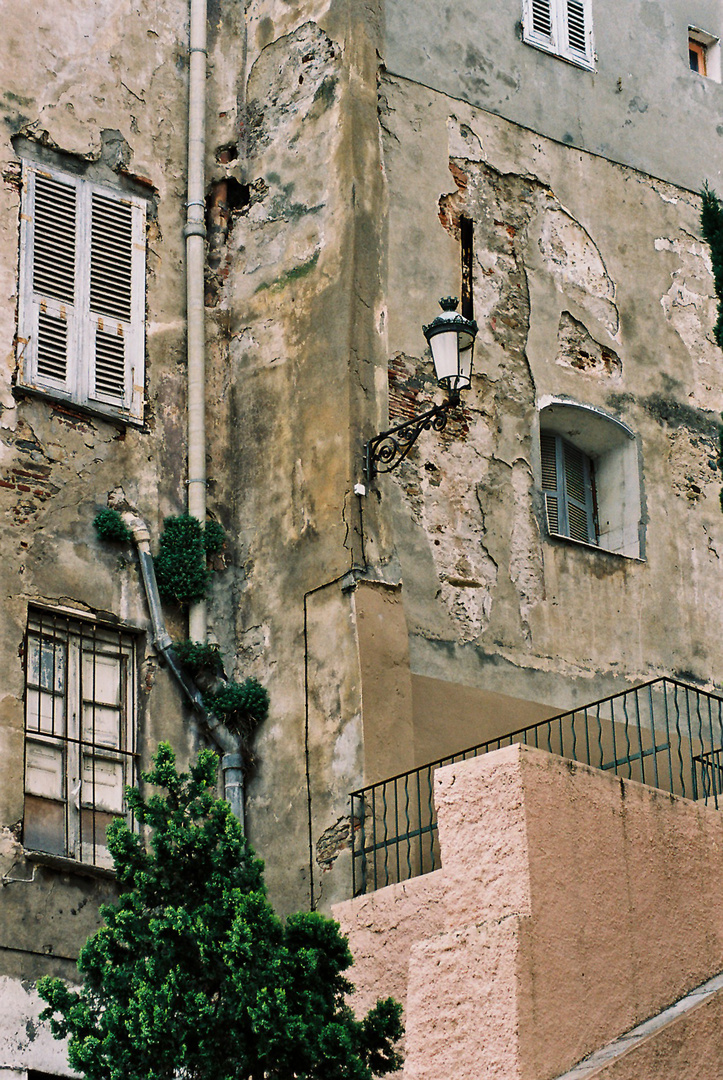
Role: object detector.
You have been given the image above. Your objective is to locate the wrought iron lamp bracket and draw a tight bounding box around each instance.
[364,393,459,479]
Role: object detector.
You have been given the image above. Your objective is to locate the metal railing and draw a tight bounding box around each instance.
[350,677,723,895]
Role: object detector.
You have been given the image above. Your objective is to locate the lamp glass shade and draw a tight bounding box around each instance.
[423,298,478,395]
[429,327,461,387]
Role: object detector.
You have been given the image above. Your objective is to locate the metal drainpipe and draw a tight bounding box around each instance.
[119,510,244,828]
[183,0,244,822]
[185,0,208,646]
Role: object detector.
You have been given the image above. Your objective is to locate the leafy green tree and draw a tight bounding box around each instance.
[38,744,403,1080]
[701,183,723,348]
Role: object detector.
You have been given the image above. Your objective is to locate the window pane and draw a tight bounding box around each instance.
[26,740,64,800]
[25,609,137,865]
[28,634,66,693]
[82,703,121,747]
[81,753,125,813]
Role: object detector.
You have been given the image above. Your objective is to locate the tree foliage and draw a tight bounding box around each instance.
[701,183,723,348]
[37,744,403,1080]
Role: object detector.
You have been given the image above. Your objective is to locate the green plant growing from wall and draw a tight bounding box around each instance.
[154,514,226,606]
[203,518,226,556]
[93,508,133,544]
[37,743,403,1080]
[203,677,270,746]
[701,184,723,349]
[173,638,224,678]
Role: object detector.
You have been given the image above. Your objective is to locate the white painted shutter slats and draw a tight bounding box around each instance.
[566,0,587,54]
[524,0,593,68]
[32,173,76,304]
[531,0,553,38]
[19,162,146,423]
[37,311,69,384]
[90,193,133,321]
[94,327,126,401]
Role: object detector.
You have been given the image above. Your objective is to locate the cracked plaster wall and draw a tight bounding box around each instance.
[378,73,723,720]
[0,0,389,946]
[0,1,224,1063]
[201,0,389,914]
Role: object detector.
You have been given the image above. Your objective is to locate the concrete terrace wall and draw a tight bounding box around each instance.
[334,744,723,1080]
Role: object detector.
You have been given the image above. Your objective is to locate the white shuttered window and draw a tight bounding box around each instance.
[18,163,146,423]
[522,0,594,69]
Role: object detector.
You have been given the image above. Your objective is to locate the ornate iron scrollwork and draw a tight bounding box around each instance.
[364,397,458,479]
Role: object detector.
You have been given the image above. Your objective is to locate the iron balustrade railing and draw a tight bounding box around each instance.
[350,677,723,896]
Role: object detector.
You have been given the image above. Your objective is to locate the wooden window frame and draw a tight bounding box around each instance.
[23,608,139,869]
[689,38,707,75]
[17,161,146,425]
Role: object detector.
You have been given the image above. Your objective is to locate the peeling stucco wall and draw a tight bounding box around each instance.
[2,12,723,1071]
[377,73,723,723]
[384,0,723,192]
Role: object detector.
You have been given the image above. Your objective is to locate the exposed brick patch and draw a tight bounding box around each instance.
[388,352,437,424]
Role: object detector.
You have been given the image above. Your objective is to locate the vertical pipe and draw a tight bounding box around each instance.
[185,0,208,644]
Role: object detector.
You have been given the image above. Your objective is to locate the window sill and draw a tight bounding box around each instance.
[24,848,117,881]
[13,383,145,431]
[523,37,595,71]
[546,531,645,562]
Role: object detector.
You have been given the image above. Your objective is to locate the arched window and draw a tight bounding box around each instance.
[538,399,643,559]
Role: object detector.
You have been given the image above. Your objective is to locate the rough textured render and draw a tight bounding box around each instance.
[335,745,723,1080]
[381,75,723,717]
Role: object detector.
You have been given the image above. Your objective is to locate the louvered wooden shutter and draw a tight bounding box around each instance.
[26,171,79,394]
[562,0,593,63]
[541,432,562,535]
[541,432,597,544]
[531,0,553,39]
[19,163,146,423]
[562,441,596,543]
[524,0,593,67]
[89,192,134,408]
[525,0,555,48]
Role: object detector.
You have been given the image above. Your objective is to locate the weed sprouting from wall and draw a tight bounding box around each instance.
[173,639,224,677]
[93,508,133,543]
[154,514,226,606]
[203,678,270,745]
[701,184,723,348]
[173,638,270,760]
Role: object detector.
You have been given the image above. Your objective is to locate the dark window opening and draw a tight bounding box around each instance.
[690,38,707,74]
[460,215,474,321]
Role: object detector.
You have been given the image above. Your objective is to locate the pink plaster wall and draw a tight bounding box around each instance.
[585,990,723,1078]
[334,743,723,1080]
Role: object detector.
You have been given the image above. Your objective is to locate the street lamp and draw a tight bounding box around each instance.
[364,297,478,479]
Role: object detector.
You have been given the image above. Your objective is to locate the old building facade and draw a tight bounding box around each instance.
[2,0,723,1074]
